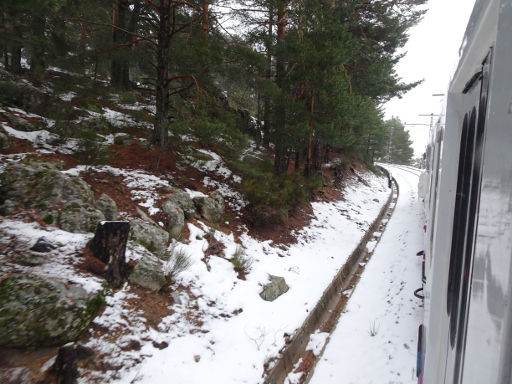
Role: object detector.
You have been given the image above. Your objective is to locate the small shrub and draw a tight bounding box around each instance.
[165,247,193,281]
[235,157,323,226]
[119,91,138,105]
[113,134,132,145]
[0,81,23,106]
[369,320,379,336]
[75,130,112,167]
[231,245,253,278]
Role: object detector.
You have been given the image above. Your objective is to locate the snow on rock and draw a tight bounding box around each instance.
[58,91,76,101]
[65,165,173,218]
[190,150,246,212]
[2,124,58,149]
[0,219,102,294]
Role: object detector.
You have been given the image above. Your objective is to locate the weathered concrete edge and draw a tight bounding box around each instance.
[263,175,398,384]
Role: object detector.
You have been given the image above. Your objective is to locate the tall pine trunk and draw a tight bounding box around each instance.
[9,25,23,74]
[273,0,288,175]
[201,0,209,38]
[262,7,273,147]
[304,91,315,177]
[312,140,322,176]
[111,0,131,89]
[30,15,46,76]
[153,0,171,149]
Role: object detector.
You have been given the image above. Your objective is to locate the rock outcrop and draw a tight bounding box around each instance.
[128,253,167,291]
[161,201,185,239]
[96,193,118,221]
[193,190,225,223]
[259,275,290,302]
[0,69,53,115]
[166,189,196,219]
[129,218,169,255]
[0,125,11,150]
[0,274,104,348]
[0,160,117,233]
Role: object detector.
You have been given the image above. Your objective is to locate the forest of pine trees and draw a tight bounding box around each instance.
[0,0,421,221]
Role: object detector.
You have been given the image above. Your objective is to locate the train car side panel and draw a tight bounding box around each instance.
[461,1,512,382]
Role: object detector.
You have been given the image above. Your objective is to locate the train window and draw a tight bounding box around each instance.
[447,108,477,348]
[447,115,468,316]
[429,129,443,250]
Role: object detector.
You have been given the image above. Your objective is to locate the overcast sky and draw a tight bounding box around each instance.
[384,0,477,157]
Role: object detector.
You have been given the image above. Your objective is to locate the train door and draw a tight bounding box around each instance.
[444,50,491,384]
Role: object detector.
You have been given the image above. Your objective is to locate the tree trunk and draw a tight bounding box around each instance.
[262,7,273,147]
[10,47,22,74]
[88,221,130,288]
[9,25,23,74]
[304,91,315,177]
[30,14,46,76]
[273,0,288,175]
[153,0,171,149]
[202,0,209,38]
[312,140,322,175]
[111,0,131,89]
[54,344,78,384]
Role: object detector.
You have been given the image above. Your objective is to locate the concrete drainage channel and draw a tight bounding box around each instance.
[263,176,399,384]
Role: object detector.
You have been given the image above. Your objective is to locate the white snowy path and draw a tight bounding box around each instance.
[309,165,425,384]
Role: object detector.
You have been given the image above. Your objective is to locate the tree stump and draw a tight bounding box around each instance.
[88,221,130,288]
[54,344,78,384]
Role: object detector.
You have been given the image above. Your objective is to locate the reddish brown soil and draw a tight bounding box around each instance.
[2,137,36,155]
[81,170,141,218]
[295,349,317,378]
[248,202,315,245]
[109,141,179,174]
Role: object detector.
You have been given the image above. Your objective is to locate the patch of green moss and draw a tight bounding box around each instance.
[139,240,157,253]
[13,254,46,267]
[0,274,106,348]
[44,214,55,225]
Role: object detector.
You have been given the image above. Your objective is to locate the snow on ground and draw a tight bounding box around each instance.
[0,112,396,383]
[86,170,390,384]
[64,165,174,217]
[0,220,103,294]
[309,165,424,384]
[186,148,248,213]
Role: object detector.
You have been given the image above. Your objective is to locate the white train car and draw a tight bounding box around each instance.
[420,0,512,383]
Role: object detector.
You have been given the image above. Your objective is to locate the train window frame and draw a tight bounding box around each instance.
[447,109,476,348]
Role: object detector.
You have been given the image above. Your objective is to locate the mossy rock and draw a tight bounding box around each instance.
[96,193,118,221]
[161,201,185,239]
[13,254,47,266]
[193,190,225,223]
[0,126,11,150]
[128,255,167,291]
[129,218,169,256]
[113,134,132,146]
[0,161,94,211]
[166,189,196,219]
[60,200,105,233]
[0,160,105,233]
[0,274,104,348]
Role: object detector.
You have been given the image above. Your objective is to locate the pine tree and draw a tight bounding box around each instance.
[382,117,414,164]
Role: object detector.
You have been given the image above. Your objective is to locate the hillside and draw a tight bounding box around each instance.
[0,67,392,383]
